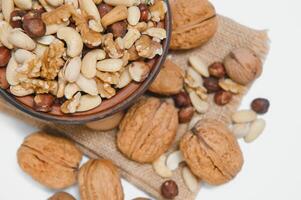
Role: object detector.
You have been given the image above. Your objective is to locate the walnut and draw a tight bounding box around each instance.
[149,59,184,96]
[72,11,102,47]
[96,71,120,85]
[79,160,124,200]
[224,48,262,85]
[20,78,58,95]
[180,119,244,185]
[41,39,65,80]
[170,0,218,50]
[96,79,116,99]
[117,97,179,163]
[135,35,163,59]
[102,33,124,58]
[41,4,76,25]
[17,131,83,189]
[17,58,42,78]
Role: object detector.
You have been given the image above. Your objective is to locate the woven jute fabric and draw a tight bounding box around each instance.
[0,16,269,200]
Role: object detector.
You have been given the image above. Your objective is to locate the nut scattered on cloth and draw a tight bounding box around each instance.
[17,131,83,189]
[117,97,179,163]
[180,119,244,185]
[169,0,218,50]
[149,59,184,95]
[79,159,124,200]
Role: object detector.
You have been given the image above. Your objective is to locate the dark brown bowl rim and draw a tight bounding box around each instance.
[0,2,172,125]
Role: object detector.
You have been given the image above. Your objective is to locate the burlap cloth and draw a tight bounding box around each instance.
[0,16,269,200]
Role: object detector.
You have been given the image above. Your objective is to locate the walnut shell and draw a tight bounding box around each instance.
[17,132,83,189]
[149,59,184,96]
[79,159,124,200]
[180,119,243,185]
[170,0,218,50]
[117,97,179,163]
[224,48,262,85]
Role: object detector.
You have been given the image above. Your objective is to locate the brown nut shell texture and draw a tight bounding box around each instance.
[149,59,184,96]
[224,48,262,85]
[117,97,179,163]
[79,159,124,200]
[180,119,243,185]
[17,132,83,189]
[169,0,218,50]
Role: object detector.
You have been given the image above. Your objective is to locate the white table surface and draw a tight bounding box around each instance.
[1,0,301,199]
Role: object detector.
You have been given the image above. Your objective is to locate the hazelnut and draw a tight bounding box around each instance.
[208,62,226,78]
[224,48,262,85]
[9,10,26,28]
[251,98,270,114]
[0,68,9,89]
[161,180,179,199]
[214,91,233,106]
[107,21,128,38]
[23,17,46,38]
[203,77,221,93]
[0,47,11,67]
[138,4,149,22]
[173,92,191,108]
[97,3,113,18]
[179,106,195,123]
[54,97,67,106]
[33,94,55,112]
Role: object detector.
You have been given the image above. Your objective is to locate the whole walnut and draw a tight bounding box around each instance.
[79,159,124,200]
[180,119,243,185]
[169,0,218,50]
[149,59,184,96]
[117,97,179,163]
[224,48,262,85]
[17,132,83,189]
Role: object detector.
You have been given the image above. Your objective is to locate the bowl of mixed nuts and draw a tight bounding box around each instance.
[0,0,171,124]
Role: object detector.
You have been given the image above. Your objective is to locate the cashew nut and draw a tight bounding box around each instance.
[123,28,141,49]
[45,0,63,7]
[45,21,69,35]
[36,35,56,45]
[101,5,128,28]
[38,0,55,11]
[57,27,83,57]
[79,0,103,32]
[152,154,173,178]
[8,29,36,51]
[57,69,66,98]
[33,44,48,58]
[104,0,140,6]
[76,74,98,96]
[117,66,132,88]
[10,85,34,97]
[14,49,36,64]
[97,59,123,72]
[0,21,13,49]
[77,94,102,112]
[64,82,80,99]
[6,55,23,86]
[64,0,78,8]
[81,49,106,79]
[63,56,81,83]
[14,0,32,10]
[2,0,14,22]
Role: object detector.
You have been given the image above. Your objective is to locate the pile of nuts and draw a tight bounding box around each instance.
[0,0,167,114]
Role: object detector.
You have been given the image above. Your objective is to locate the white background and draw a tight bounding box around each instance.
[1,0,301,199]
